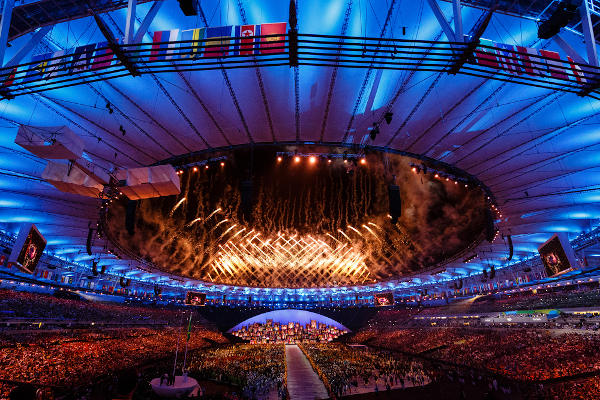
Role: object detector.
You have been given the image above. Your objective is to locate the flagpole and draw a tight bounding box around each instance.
[182,312,193,375]
[172,313,184,378]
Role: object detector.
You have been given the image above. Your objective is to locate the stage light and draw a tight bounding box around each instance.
[277,156,283,163]
[327,158,332,163]
[220,162,225,167]
[411,167,417,173]
[294,156,301,163]
[193,166,198,172]
[309,156,317,164]
[205,165,209,169]
[360,158,366,165]
[434,174,439,178]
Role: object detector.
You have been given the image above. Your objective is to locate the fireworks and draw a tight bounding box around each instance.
[208,232,371,287]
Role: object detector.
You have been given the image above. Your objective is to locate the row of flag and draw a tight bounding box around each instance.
[474,38,589,84]
[2,22,287,87]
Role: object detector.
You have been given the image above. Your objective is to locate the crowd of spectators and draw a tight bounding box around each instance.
[186,344,286,399]
[351,324,600,397]
[299,343,429,398]
[0,326,226,399]
[0,289,202,328]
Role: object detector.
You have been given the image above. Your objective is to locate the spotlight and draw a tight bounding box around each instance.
[193,166,198,172]
[360,158,366,165]
[205,165,209,169]
[277,156,283,163]
[309,155,317,164]
[411,167,417,173]
[294,156,301,163]
[434,174,439,178]
[327,157,332,163]
[384,112,393,124]
[220,162,225,167]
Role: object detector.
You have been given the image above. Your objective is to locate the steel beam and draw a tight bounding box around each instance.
[124,0,137,45]
[4,26,51,68]
[132,0,164,44]
[453,0,463,41]
[0,0,15,66]
[426,0,455,42]
[581,0,598,67]
[554,33,587,64]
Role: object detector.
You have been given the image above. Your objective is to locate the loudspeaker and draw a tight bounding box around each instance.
[388,185,401,224]
[120,277,125,287]
[92,261,98,276]
[507,235,513,261]
[125,200,137,236]
[178,0,198,16]
[485,208,495,242]
[239,180,254,222]
[490,265,496,280]
[86,228,94,256]
[100,265,106,274]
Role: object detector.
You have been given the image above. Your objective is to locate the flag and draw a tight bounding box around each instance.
[186,314,192,341]
[45,49,72,79]
[234,24,261,55]
[515,46,540,76]
[260,22,286,54]
[203,26,233,58]
[539,50,568,80]
[495,43,518,73]
[474,38,499,68]
[23,54,49,83]
[150,29,180,61]
[92,41,115,70]
[1,67,16,87]
[180,28,206,59]
[71,44,96,72]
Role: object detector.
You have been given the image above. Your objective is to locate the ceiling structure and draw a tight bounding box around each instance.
[0,0,600,293]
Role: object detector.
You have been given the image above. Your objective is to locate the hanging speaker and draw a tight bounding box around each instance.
[485,208,495,242]
[125,200,137,236]
[507,235,513,261]
[177,0,198,16]
[387,184,401,225]
[92,261,98,276]
[100,265,106,274]
[490,265,496,280]
[119,277,125,287]
[86,228,94,255]
[126,279,131,287]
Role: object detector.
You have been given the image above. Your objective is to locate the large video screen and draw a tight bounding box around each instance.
[538,233,576,277]
[8,224,46,274]
[185,291,206,306]
[374,293,394,307]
